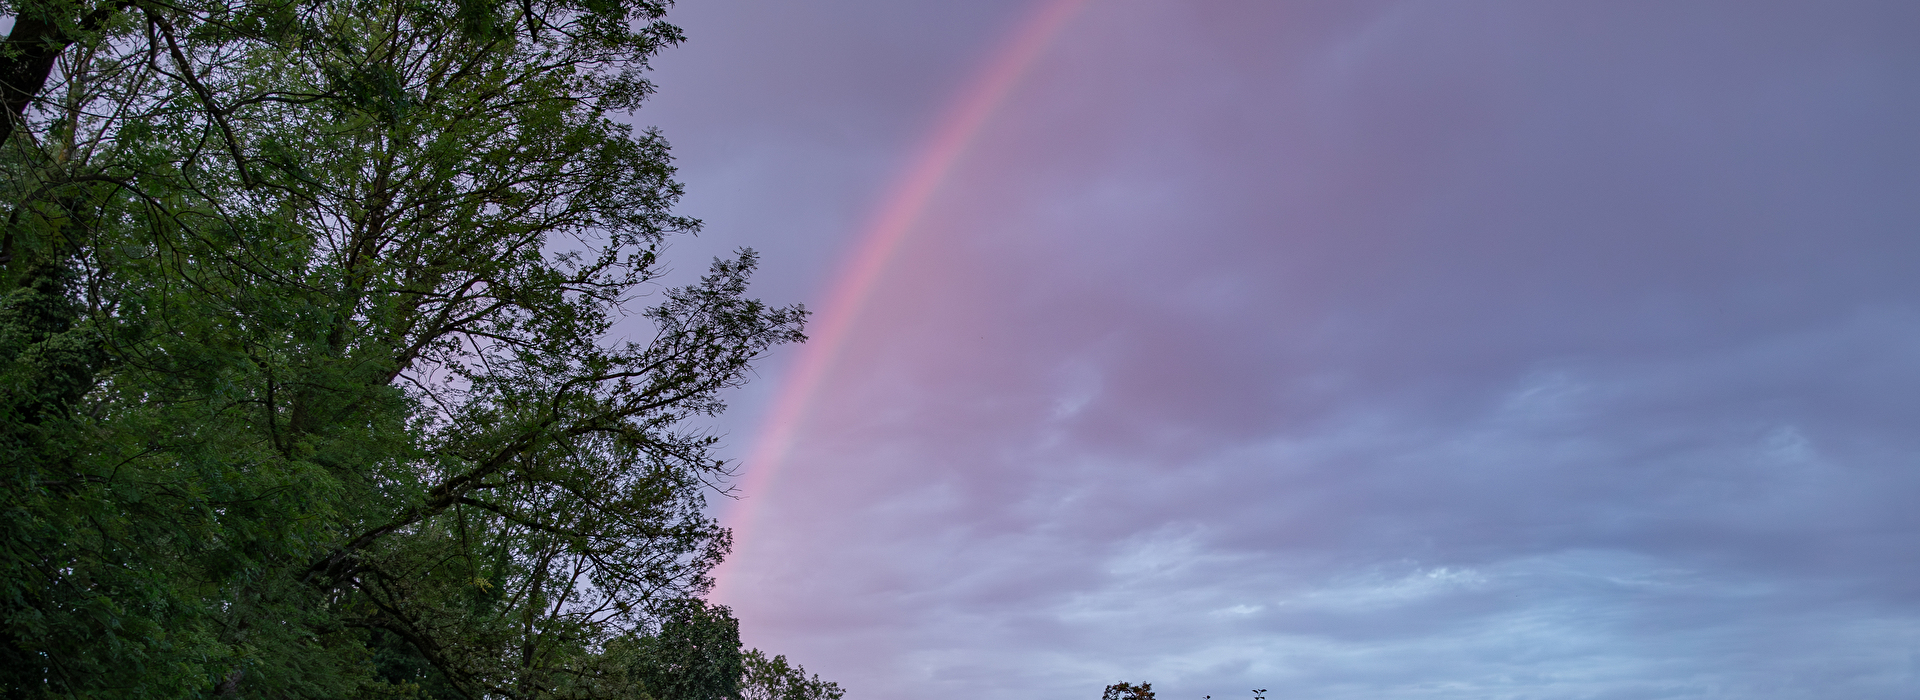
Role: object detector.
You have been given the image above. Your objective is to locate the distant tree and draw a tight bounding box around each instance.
[1103,681,1157,700]
[740,648,847,700]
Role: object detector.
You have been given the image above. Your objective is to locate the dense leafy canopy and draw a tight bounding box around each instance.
[0,0,819,696]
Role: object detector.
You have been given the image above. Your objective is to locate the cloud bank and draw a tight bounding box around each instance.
[643,2,1920,698]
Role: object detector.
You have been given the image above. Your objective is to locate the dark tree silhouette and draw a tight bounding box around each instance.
[1103,681,1157,700]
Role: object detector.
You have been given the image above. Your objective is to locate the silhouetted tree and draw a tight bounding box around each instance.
[1104,681,1157,700]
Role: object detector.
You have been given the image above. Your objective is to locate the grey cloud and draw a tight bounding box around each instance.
[643,1,1920,698]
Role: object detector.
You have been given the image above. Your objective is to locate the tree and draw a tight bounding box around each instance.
[1102,682,1156,700]
[0,0,816,696]
[739,648,845,700]
[612,598,745,700]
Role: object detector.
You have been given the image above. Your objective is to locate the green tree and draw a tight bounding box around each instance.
[739,648,845,700]
[0,0,820,696]
[612,598,745,700]
[1103,681,1156,700]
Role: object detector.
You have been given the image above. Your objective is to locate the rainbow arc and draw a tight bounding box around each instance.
[713,0,1094,600]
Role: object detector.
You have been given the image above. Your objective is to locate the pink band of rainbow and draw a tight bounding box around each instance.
[714,0,1093,599]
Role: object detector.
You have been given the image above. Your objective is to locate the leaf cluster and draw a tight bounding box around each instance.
[738,649,844,700]
[0,0,821,696]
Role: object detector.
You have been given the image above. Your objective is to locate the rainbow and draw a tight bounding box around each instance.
[714,0,1092,599]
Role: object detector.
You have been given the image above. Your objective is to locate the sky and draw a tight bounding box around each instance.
[632,2,1920,698]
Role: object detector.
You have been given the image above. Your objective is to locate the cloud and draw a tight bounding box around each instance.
[648,1,1920,698]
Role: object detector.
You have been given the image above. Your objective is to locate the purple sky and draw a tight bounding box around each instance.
[634,2,1920,698]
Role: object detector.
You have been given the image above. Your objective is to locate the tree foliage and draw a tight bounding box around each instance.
[0,0,818,696]
[738,649,843,700]
[1102,682,1156,700]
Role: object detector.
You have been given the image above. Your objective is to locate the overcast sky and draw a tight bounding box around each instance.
[633,2,1920,698]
